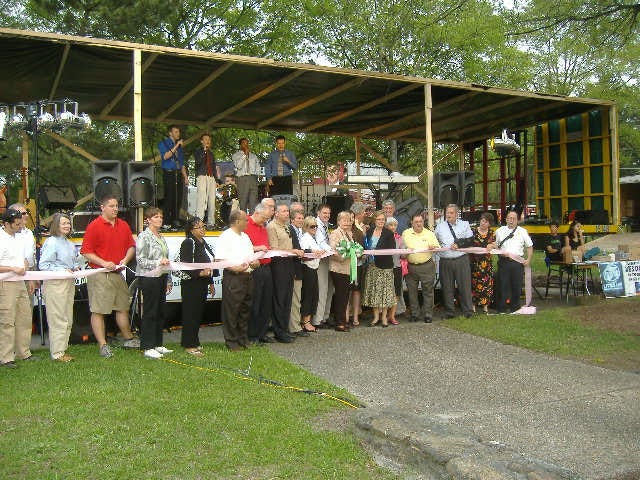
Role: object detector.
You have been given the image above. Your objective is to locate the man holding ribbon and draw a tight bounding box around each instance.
[402,213,440,323]
[489,210,533,314]
[80,194,139,358]
[267,203,304,343]
[0,208,33,368]
[434,204,474,319]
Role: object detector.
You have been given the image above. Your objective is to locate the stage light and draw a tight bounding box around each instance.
[59,101,92,130]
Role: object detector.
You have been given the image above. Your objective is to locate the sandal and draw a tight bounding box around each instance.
[302,321,317,332]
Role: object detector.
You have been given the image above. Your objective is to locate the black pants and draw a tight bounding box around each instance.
[439,256,473,316]
[270,258,294,339]
[301,265,319,317]
[330,271,351,328]
[248,264,272,340]
[163,169,183,226]
[497,258,524,312]
[270,175,292,195]
[180,278,208,348]
[222,270,253,348]
[139,276,167,350]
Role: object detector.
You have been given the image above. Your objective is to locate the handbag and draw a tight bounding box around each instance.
[173,238,195,280]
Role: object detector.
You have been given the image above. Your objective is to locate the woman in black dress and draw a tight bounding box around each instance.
[179,217,215,356]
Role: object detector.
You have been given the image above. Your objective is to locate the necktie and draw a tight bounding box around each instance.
[206,151,213,177]
[277,152,285,176]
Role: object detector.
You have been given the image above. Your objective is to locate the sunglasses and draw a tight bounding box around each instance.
[309,225,318,229]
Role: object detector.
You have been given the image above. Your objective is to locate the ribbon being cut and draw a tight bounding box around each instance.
[0,246,534,313]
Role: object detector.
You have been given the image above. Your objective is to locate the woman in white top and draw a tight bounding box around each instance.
[299,216,324,332]
[39,213,79,362]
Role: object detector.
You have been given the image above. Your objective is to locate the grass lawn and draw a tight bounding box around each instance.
[1,343,397,480]
[443,297,640,370]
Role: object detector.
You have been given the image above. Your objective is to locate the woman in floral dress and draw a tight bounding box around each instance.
[470,212,495,313]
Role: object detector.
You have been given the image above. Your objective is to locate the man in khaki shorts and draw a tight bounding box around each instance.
[80,194,139,357]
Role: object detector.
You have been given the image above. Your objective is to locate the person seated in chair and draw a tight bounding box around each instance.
[545,220,563,266]
[562,220,585,263]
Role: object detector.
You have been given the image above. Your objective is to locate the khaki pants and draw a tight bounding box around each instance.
[195,175,217,225]
[0,280,32,363]
[43,279,75,359]
[288,278,302,333]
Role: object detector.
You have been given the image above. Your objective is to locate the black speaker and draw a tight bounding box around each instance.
[574,209,609,225]
[92,160,123,204]
[38,185,76,210]
[271,194,298,207]
[433,172,459,209]
[460,171,475,207]
[71,210,133,234]
[127,161,155,207]
[395,196,423,233]
[323,193,354,225]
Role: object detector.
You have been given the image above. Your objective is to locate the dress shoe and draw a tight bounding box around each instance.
[259,336,277,344]
[410,316,420,323]
[294,330,310,337]
[275,335,294,343]
[228,345,244,352]
[424,316,433,323]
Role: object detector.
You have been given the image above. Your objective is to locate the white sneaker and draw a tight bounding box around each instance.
[144,349,163,359]
[155,346,173,354]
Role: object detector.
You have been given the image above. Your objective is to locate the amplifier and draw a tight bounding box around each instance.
[72,210,133,234]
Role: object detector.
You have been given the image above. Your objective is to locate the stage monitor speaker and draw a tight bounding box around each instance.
[433,172,460,209]
[93,160,123,204]
[72,209,133,234]
[38,185,77,210]
[323,193,354,225]
[460,171,475,207]
[271,194,298,207]
[395,196,423,233]
[127,161,155,207]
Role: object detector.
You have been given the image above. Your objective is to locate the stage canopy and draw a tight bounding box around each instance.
[0,28,614,145]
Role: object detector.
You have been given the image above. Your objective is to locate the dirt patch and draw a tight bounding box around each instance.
[564,296,640,372]
[573,296,640,336]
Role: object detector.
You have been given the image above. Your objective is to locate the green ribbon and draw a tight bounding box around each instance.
[336,239,364,283]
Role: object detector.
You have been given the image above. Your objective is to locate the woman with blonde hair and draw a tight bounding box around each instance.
[39,213,79,362]
[329,211,360,332]
[299,216,324,332]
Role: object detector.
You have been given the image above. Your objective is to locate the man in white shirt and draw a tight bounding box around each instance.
[434,204,474,318]
[490,210,534,313]
[215,210,260,351]
[231,138,261,213]
[0,208,34,367]
[313,204,334,327]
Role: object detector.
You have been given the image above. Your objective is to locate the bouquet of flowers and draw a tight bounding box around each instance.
[336,239,364,283]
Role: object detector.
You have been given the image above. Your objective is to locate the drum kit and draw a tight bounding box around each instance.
[215,183,238,226]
